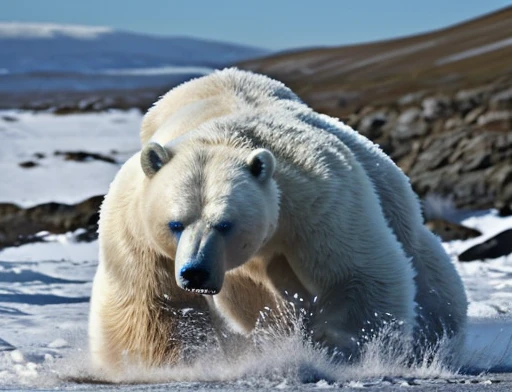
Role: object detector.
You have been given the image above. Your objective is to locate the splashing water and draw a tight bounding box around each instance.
[1,303,511,390]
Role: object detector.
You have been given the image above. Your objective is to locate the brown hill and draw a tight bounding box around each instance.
[239,7,512,215]
[239,6,512,117]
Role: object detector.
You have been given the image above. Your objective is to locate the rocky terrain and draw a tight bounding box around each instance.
[342,80,512,215]
[0,196,102,249]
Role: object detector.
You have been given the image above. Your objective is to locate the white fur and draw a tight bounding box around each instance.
[89,68,467,373]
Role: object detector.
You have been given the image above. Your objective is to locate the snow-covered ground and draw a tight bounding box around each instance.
[0,111,511,390]
[0,109,141,206]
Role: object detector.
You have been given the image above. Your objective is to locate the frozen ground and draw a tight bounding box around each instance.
[0,111,511,391]
[0,109,141,206]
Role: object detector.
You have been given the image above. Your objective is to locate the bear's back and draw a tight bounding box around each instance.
[277,101,423,246]
[141,68,301,146]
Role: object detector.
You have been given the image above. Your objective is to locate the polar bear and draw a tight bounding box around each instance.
[89,68,467,373]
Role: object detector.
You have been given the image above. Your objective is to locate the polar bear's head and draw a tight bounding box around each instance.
[140,141,280,294]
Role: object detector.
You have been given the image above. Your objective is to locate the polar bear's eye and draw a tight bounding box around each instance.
[214,221,233,234]
[168,221,185,235]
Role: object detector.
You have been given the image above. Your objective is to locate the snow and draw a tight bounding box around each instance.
[437,37,512,65]
[0,111,511,389]
[446,211,512,320]
[0,232,99,262]
[0,109,141,207]
[337,40,437,74]
[0,22,113,39]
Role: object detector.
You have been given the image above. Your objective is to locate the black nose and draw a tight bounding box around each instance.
[180,265,211,289]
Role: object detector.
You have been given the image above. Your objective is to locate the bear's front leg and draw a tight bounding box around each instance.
[89,258,209,374]
[308,274,415,362]
[206,269,284,355]
[307,283,367,361]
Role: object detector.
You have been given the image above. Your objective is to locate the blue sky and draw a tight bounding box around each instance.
[1,0,509,50]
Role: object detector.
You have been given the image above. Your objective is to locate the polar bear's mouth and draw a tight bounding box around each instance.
[185,288,218,295]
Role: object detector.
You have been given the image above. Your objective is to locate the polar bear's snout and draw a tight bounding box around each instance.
[179,264,217,294]
[174,223,225,295]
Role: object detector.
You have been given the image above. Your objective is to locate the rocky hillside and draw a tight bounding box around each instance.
[239,6,512,213]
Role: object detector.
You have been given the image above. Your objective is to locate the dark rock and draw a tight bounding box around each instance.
[463,106,486,124]
[33,152,45,159]
[0,195,104,249]
[394,120,429,141]
[18,161,38,168]
[498,203,512,217]
[74,224,99,243]
[477,111,512,132]
[497,181,512,215]
[458,229,512,261]
[345,113,360,129]
[455,86,491,114]
[490,87,512,111]
[425,219,482,242]
[54,150,117,164]
[1,115,18,122]
[422,96,452,120]
[51,104,82,115]
[393,108,429,141]
[397,107,422,125]
[403,124,512,211]
[358,111,387,139]
[390,141,412,161]
[445,116,464,130]
[396,141,421,172]
[413,145,450,171]
[451,170,495,209]
[489,164,512,192]
[495,132,512,151]
[461,150,492,172]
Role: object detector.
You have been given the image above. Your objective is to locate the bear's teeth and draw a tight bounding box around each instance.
[186,288,216,295]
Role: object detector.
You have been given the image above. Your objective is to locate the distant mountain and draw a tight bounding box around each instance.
[0,22,268,75]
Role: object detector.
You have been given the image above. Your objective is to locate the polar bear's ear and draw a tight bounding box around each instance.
[246,148,276,182]
[141,142,171,178]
